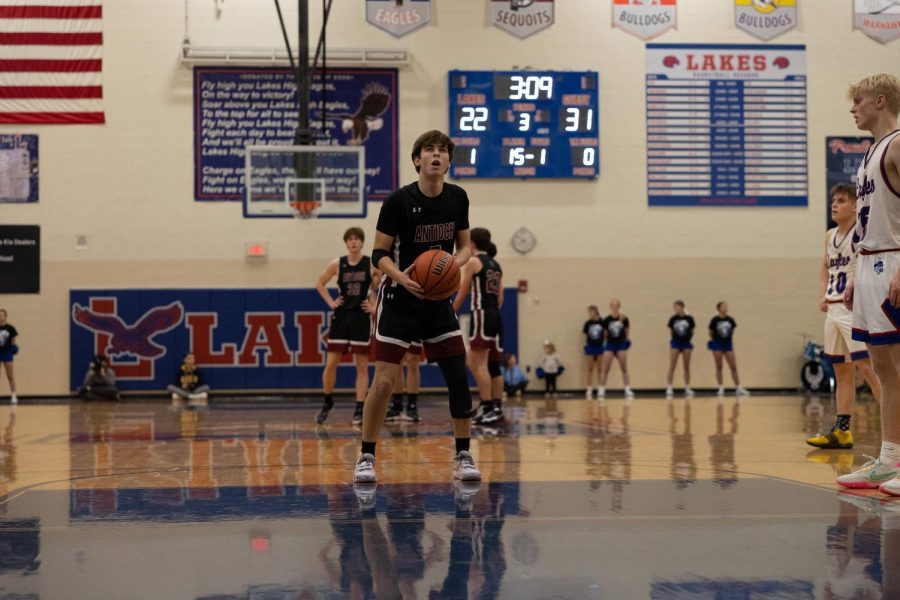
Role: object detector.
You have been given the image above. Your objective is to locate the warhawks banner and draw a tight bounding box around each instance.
[612,0,677,41]
[735,0,797,41]
[366,0,432,37]
[69,288,519,392]
[854,0,900,43]
[491,0,555,39]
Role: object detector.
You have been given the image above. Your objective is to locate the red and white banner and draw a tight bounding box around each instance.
[854,0,900,44]
[0,1,104,124]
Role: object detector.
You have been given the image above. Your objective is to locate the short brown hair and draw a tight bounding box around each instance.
[471,227,492,251]
[411,130,454,173]
[830,182,857,201]
[343,227,365,243]
[847,73,900,115]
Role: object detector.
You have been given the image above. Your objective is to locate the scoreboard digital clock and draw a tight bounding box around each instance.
[448,70,599,179]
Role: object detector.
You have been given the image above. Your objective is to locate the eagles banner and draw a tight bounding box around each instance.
[612,0,677,41]
[491,0,555,39]
[366,0,431,37]
[854,0,900,44]
[734,0,797,41]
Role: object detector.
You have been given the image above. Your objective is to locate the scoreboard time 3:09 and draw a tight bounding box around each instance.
[448,70,599,179]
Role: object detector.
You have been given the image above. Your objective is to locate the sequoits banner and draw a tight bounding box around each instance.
[854,0,900,43]
[366,0,431,37]
[69,288,519,392]
[490,0,555,39]
[826,136,872,228]
[612,0,677,41]
[734,0,797,41]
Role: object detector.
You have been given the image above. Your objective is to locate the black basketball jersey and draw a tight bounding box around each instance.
[337,255,372,312]
[471,254,502,310]
[376,182,470,271]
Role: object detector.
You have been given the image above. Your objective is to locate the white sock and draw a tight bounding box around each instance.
[880,441,900,466]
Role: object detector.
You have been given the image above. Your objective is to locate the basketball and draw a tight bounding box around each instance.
[410,249,460,301]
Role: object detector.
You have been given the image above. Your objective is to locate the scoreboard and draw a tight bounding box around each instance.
[448,70,599,179]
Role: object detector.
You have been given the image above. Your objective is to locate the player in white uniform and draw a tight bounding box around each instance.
[807,183,881,450]
[838,73,900,495]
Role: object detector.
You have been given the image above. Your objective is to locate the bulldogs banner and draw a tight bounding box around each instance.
[69,288,518,392]
[612,0,676,41]
[491,0,555,39]
[734,0,797,41]
[855,0,900,43]
[366,0,431,37]
[826,136,872,227]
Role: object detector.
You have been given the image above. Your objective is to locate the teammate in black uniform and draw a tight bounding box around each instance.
[666,300,695,399]
[354,130,481,484]
[0,309,18,405]
[454,228,504,425]
[315,228,379,425]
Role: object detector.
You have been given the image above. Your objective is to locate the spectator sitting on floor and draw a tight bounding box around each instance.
[168,352,209,404]
[78,355,120,401]
[502,353,528,397]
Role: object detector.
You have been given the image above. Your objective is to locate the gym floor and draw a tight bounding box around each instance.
[0,392,896,599]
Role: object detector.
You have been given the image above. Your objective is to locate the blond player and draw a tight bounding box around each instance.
[838,73,900,496]
[807,183,881,450]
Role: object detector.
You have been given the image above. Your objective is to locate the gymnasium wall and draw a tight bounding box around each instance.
[1,0,896,395]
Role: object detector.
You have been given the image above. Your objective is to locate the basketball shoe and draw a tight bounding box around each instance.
[880,476,900,497]
[354,453,377,483]
[735,386,751,396]
[385,401,404,423]
[684,387,695,398]
[351,403,364,426]
[315,400,333,425]
[665,387,674,399]
[807,428,854,449]
[837,456,900,489]
[452,451,482,481]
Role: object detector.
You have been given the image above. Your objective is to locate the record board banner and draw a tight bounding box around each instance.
[194,67,398,204]
[366,0,431,37]
[854,0,900,43]
[0,134,38,203]
[734,0,797,41]
[826,136,872,227]
[612,0,676,41]
[491,0,555,39]
[69,288,519,392]
[0,225,39,294]
[646,44,808,207]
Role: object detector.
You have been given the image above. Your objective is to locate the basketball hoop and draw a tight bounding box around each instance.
[291,200,321,220]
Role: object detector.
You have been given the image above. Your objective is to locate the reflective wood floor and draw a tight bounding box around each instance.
[0,392,897,599]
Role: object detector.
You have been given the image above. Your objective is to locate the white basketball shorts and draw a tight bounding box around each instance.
[852,252,900,346]
[825,302,869,362]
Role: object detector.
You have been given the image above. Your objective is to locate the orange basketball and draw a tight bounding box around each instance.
[410,249,460,301]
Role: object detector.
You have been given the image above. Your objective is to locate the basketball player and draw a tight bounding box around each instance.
[598,299,634,400]
[315,228,379,426]
[666,300,695,399]
[453,228,504,425]
[838,73,900,495]
[707,302,750,397]
[353,130,480,484]
[807,184,882,450]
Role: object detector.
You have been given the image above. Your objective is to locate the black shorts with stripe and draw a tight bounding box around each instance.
[326,309,371,355]
[469,308,503,362]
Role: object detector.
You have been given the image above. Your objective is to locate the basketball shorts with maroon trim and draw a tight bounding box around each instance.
[326,309,371,355]
[853,252,900,346]
[825,302,869,363]
[374,283,465,364]
[469,308,503,361]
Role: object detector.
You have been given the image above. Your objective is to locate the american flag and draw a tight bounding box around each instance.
[0,1,104,124]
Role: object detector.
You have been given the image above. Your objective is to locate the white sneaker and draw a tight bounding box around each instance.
[665,387,674,399]
[171,393,180,402]
[597,387,605,400]
[10,393,17,405]
[684,387,695,398]
[716,386,725,397]
[880,475,900,497]
[837,456,900,489]
[624,387,635,400]
[585,388,593,399]
[452,450,482,481]
[735,386,751,396]
[188,392,208,401]
[354,453,377,483]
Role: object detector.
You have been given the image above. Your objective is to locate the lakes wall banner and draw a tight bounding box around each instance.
[366,0,432,37]
[491,0,555,39]
[69,288,519,392]
[612,0,677,41]
[854,0,900,44]
[734,0,797,41]
[194,67,398,204]
[0,134,38,203]
[826,136,872,228]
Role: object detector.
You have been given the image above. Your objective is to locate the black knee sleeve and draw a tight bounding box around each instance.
[437,354,474,419]
[488,360,502,378]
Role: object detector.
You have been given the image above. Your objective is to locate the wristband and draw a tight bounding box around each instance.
[372,249,391,271]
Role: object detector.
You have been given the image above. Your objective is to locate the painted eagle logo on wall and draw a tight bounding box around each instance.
[339,83,391,146]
